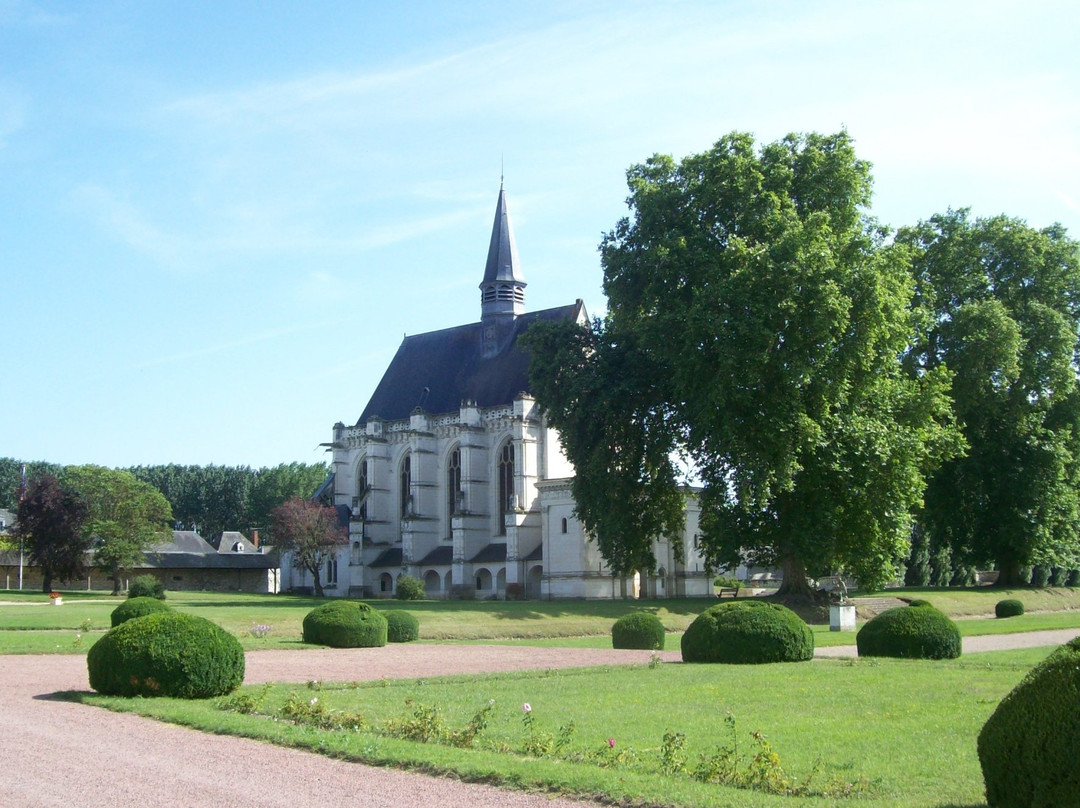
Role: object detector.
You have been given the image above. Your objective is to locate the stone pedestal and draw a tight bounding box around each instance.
[830,603,856,631]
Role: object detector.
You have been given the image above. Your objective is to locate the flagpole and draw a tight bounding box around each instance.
[17,464,26,591]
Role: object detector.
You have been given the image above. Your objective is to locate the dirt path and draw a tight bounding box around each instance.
[814,627,1080,657]
[3,632,1077,808]
[0,645,675,808]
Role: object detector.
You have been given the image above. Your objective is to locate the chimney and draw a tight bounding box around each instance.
[251,528,259,549]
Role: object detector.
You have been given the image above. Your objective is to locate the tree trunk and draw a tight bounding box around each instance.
[775,554,814,599]
[111,574,122,596]
[311,566,325,598]
[995,559,1024,588]
[41,572,53,594]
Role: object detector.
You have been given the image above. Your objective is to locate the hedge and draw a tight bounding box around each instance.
[88,611,244,698]
[856,604,961,659]
[978,636,1080,807]
[994,599,1025,618]
[127,574,166,600]
[111,596,172,627]
[680,600,813,664]
[384,610,420,643]
[611,612,666,650]
[302,600,388,648]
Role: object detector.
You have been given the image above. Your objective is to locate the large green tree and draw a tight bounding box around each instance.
[899,210,1080,585]
[529,131,961,596]
[62,465,174,595]
[14,474,90,592]
[522,318,685,575]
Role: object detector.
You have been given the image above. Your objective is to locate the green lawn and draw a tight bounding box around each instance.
[72,646,1052,808]
[3,586,1079,654]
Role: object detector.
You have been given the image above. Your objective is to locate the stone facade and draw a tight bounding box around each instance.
[281,186,712,600]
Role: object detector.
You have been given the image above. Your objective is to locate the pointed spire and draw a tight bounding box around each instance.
[480,183,526,320]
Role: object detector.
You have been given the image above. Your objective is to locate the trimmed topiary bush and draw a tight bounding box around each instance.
[384,609,420,643]
[978,636,1080,807]
[395,575,425,601]
[127,574,165,600]
[303,600,388,648]
[995,599,1025,618]
[680,600,813,664]
[906,598,933,608]
[1030,565,1051,588]
[611,611,666,650]
[88,611,244,698]
[856,604,961,659]
[111,596,172,627]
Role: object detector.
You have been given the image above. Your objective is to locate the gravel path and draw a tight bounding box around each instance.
[3,631,1077,808]
[0,645,675,808]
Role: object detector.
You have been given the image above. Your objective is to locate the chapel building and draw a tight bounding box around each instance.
[286,186,712,599]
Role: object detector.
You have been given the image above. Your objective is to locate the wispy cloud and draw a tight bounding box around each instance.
[130,319,343,371]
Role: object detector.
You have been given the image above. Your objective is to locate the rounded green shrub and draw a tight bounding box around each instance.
[111,596,172,627]
[127,574,165,600]
[978,636,1080,807]
[611,611,666,650]
[395,575,425,601]
[906,598,933,608]
[856,604,961,659]
[680,600,813,664]
[384,609,420,643]
[88,611,244,698]
[303,600,388,648]
[995,599,1025,618]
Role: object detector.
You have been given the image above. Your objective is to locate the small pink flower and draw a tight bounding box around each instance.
[309,697,318,706]
[608,738,616,748]
[522,702,532,713]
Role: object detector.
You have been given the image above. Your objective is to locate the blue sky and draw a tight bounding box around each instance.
[2,0,1078,469]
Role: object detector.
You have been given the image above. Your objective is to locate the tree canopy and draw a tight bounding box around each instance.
[272,497,346,597]
[14,474,90,592]
[62,465,174,594]
[528,131,962,595]
[899,210,1080,585]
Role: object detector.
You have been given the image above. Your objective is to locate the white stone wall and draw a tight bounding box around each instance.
[320,400,712,600]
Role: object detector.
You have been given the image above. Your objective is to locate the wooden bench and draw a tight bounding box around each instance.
[717,586,740,598]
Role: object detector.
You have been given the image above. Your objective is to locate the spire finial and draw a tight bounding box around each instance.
[500,153,504,189]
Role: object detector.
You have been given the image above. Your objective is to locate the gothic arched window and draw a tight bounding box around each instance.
[497,440,514,535]
[399,453,412,518]
[354,457,368,520]
[446,446,462,520]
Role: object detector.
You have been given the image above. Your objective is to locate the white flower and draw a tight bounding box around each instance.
[522,702,532,713]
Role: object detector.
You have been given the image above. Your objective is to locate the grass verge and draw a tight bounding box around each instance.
[4,587,1080,655]
[67,647,1053,808]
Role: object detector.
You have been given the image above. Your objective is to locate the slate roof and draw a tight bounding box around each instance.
[141,551,278,570]
[151,531,216,554]
[218,531,258,554]
[416,545,454,566]
[482,185,525,286]
[358,301,586,424]
[145,530,277,569]
[469,542,507,564]
[370,547,404,567]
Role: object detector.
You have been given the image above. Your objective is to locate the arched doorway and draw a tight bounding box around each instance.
[423,570,441,597]
[379,572,393,596]
[475,567,493,597]
[527,564,543,600]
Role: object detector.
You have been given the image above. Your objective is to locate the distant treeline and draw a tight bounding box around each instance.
[0,458,329,543]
